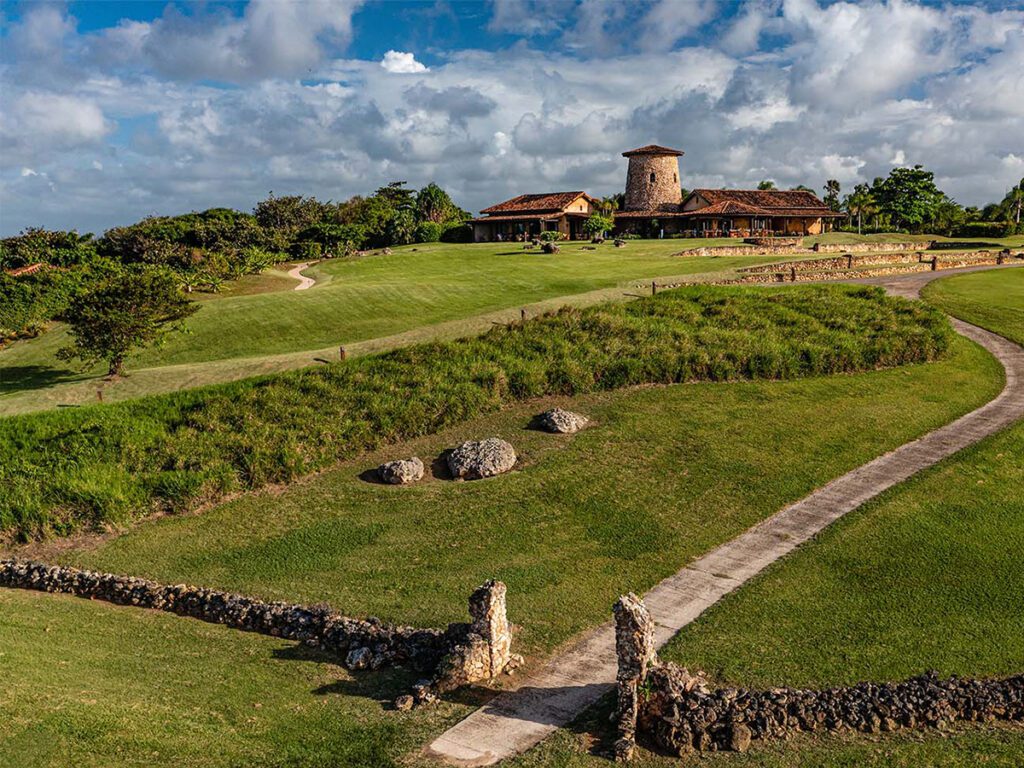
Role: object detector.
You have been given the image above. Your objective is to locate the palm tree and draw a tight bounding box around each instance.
[1001,178,1024,225]
[599,196,619,218]
[843,184,876,235]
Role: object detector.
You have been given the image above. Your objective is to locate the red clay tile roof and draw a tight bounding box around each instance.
[679,200,773,217]
[622,144,684,157]
[479,191,597,215]
[470,213,589,223]
[688,189,842,215]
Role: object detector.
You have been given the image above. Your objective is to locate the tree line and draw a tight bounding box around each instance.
[1,181,470,370]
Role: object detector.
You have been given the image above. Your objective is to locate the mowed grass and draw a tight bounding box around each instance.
[513,264,1024,767]
[0,238,764,402]
[0,331,1003,767]
[0,284,954,541]
[923,266,1024,345]
[35,332,999,653]
[0,588,467,768]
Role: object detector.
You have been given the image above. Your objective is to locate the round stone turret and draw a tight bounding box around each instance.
[622,144,684,212]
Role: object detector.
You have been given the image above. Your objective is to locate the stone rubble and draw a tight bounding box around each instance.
[537,408,589,434]
[378,456,425,485]
[447,438,517,480]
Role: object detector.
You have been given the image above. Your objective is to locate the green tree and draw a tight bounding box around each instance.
[823,179,841,211]
[415,182,463,224]
[583,214,614,237]
[57,268,197,377]
[930,195,966,236]
[871,165,944,231]
[757,180,777,190]
[843,183,876,235]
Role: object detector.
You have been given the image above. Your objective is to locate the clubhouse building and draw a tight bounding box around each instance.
[472,144,842,241]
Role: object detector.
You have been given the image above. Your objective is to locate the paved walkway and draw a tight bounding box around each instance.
[426,265,1024,766]
[287,262,316,290]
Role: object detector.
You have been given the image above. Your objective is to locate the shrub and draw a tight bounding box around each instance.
[414,221,443,243]
[0,284,952,541]
[440,223,473,243]
[289,241,323,261]
[952,221,1016,238]
[538,231,567,242]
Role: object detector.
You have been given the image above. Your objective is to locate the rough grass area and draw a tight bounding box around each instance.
[923,267,1024,345]
[0,284,954,541]
[26,334,997,657]
[0,332,1003,768]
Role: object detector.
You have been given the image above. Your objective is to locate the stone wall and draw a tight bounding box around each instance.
[740,252,926,273]
[612,594,1024,758]
[812,241,932,253]
[640,664,1024,755]
[0,559,515,690]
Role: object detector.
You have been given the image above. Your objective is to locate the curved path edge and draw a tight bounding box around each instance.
[286,261,317,290]
[426,265,1024,766]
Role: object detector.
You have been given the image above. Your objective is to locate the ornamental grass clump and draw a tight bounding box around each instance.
[0,284,953,541]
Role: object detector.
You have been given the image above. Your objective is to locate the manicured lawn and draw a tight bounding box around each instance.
[513,263,1024,766]
[32,332,999,654]
[0,284,954,541]
[8,232,1017,414]
[0,588,468,768]
[922,266,1024,345]
[0,238,764,410]
[0,332,1004,766]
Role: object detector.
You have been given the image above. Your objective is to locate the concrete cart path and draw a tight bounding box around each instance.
[425,265,1024,767]
[287,262,316,290]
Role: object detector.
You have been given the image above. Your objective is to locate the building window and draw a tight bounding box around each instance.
[650,172,656,183]
[674,172,677,183]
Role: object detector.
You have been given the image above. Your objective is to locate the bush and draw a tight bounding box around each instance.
[952,221,1016,238]
[0,284,952,541]
[1,228,96,269]
[538,231,567,242]
[414,221,443,243]
[440,222,473,243]
[289,241,323,261]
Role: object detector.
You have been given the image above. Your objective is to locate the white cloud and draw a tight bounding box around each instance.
[1,0,1022,235]
[381,50,429,74]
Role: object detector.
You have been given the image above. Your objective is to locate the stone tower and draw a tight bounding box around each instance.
[622,144,684,212]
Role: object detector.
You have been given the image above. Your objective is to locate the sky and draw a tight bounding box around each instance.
[1,0,1022,235]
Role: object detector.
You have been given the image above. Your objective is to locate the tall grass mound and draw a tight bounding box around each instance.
[0,285,953,542]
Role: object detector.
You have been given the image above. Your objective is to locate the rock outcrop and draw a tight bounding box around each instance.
[447,438,517,480]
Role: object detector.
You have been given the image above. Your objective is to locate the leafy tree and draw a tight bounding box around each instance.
[1,228,96,269]
[823,179,841,211]
[253,195,331,241]
[930,195,966,235]
[415,182,463,224]
[757,180,777,190]
[790,184,814,192]
[583,214,614,237]
[57,268,197,377]
[413,221,443,243]
[871,165,944,231]
[598,196,620,218]
[843,183,877,235]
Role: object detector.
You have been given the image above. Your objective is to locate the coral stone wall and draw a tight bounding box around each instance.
[624,154,683,212]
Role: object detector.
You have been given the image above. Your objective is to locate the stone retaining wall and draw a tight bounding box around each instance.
[640,664,1024,755]
[812,241,932,253]
[612,594,1024,758]
[0,559,514,688]
[740,252,926,273]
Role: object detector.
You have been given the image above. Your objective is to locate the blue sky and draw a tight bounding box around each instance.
[1,0,1022,234]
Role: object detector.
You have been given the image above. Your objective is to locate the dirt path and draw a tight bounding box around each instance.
[425,265,1024,766]
[286,262,316,290]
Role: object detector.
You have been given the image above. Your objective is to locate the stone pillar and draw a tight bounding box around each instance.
[613,593,657,762]
[468,579,512,678]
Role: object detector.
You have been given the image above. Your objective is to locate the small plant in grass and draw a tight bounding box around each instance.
[56,267,198,378]
[538,231,567,243]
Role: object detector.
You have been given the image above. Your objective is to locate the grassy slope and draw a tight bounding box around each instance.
[0,285,955,541]
[29,333,998,651]
[922,267,1024,345]
[0,239,758,405]
[7,232,1019,414]
[0,333,1003,767]
[516,266,1024,766]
